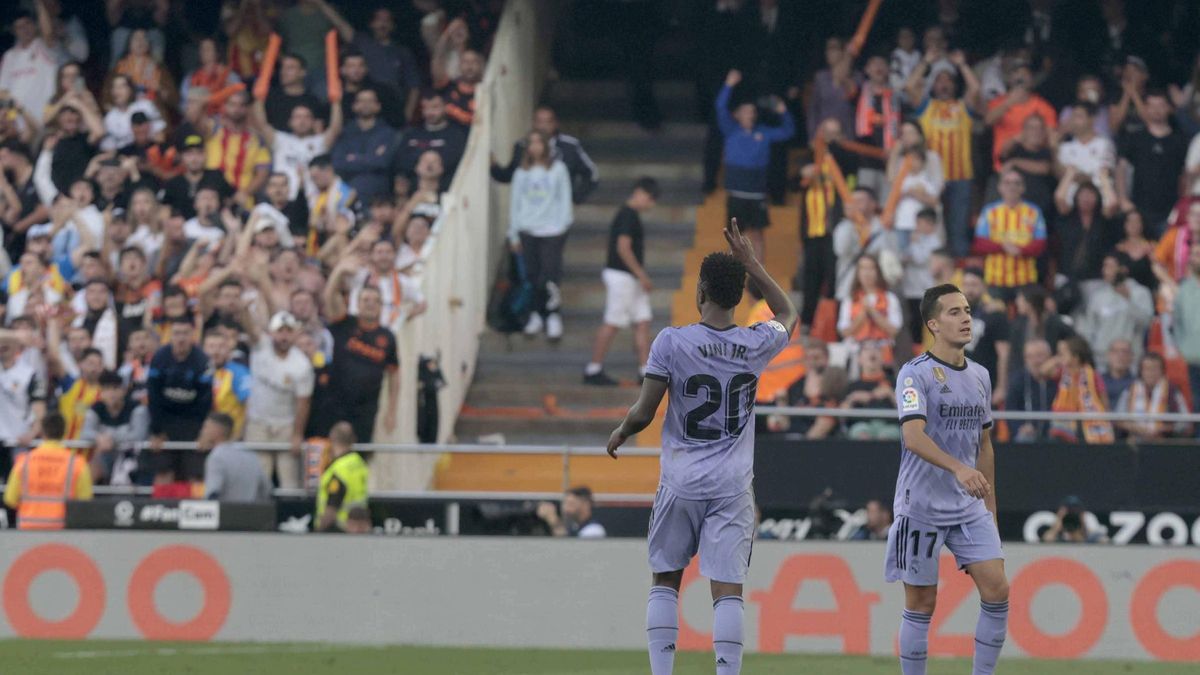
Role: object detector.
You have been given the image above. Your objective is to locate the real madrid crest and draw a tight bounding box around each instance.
[932,367,946,383]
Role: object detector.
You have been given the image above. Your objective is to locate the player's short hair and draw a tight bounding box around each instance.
[206,411,235,436]
[565,485,594,506]
[698,252,745,309]
[920,283,963,324]
[42,413,66,440]
[79,347,103,362]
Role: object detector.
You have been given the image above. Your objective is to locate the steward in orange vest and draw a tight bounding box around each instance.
[3,414,93,530]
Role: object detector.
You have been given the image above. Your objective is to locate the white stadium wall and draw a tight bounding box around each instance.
[0,533,1197,662]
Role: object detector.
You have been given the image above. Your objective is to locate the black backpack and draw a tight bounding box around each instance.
[487,249,534,333]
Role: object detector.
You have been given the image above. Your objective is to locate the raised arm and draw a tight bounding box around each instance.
[323,260,351,322]
[726,218,797,333]
[313,0,354,44]
[250,97,276,146]
[321,91,344,147]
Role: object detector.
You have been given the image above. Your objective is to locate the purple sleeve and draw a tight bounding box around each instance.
[897,364,928,424]
[644,329,673,383]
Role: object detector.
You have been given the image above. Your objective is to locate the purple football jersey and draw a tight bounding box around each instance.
[893,352,994,526]
[644,320,790,500]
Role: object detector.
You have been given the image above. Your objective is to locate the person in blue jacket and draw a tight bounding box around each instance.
[717,69,795,260]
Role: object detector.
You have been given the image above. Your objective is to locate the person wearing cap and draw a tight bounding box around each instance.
[85,154,132,211]
[906,49,982,259]
[984,62,1057,172]
[159,134,232,220]
[245,310,313,489]
[1041,496,1107,543]
[0,140,47,262]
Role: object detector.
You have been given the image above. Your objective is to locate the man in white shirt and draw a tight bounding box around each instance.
[0,12,57,124]
[1057,102,1115,190]
[0,328,47,479]
[348,238,426,327]
[182,187,226,244]
[245,311,313,490]
[252,96,344,202]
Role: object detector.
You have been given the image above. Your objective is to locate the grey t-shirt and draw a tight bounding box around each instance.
[204,442,272,502]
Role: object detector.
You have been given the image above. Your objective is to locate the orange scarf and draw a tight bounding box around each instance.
[1050,366,1115,443]
[1126,379,1169,437]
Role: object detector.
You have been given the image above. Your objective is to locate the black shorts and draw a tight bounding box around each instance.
[150,449,206,482]
[726,195,769,230]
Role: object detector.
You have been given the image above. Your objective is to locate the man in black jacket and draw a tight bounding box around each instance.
[490,106,599,204]
[146,318,213,484]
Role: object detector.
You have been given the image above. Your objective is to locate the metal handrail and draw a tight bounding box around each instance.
[756,405,1200,423]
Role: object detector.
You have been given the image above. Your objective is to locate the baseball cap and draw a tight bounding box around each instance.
[27,222,53,239]
[130,111,150,125]
[268,311,300,332]
[254,218,276,233]
[179,134,205,151]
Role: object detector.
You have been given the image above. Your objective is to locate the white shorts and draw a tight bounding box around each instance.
[602,268,652,328]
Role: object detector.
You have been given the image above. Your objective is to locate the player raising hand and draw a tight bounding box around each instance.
[608,218,796,675]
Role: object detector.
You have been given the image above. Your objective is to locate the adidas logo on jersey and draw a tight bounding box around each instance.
[940,384,952,393]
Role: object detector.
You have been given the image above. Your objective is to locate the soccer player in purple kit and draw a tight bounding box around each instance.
[888,283,1010,674]
[607,219,796,675]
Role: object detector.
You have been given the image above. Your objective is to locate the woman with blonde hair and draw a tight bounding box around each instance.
[508,130,572,341]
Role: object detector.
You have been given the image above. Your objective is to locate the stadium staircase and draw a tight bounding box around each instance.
[436,79,802,495]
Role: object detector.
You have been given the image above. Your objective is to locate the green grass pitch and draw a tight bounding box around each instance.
[1,641,1194,674]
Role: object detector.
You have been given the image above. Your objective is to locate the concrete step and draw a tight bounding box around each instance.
[455,415,621,446]
[464,381,644,408]
[571,218,696,240]
[477,319,668,354]
[591,177,702,205]
[562,235,686,268]
[588,140,703,165]
[559,281,677,312]
[574,203,696,225]
[545,80,695,104]
[547,98,696,124]
[559,120,707,142]
[594,159,704,181]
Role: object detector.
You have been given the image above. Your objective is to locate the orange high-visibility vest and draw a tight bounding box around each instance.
[15,443,87,530]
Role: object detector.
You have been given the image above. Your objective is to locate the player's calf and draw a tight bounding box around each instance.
[967,559,1009,675]
[646,584,679,675]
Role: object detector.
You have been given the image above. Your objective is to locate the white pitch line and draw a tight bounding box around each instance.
[53,644,379,659]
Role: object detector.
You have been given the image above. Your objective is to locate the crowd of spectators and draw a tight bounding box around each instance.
[714,0,1200,443]
[0,0,504,499]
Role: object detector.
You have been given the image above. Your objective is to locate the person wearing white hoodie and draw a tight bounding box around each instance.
[508,130,573,340]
